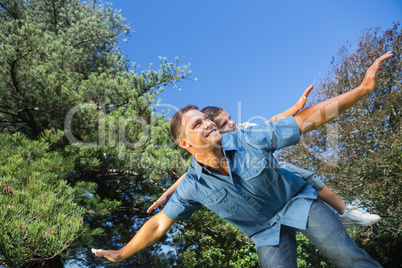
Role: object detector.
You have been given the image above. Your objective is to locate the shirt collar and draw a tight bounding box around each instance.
[190,156,204,179]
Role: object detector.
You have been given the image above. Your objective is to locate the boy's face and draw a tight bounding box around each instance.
[213,110,236,134]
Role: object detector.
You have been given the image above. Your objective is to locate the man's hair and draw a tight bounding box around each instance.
[201,106,223,122]
[170,105,199,142]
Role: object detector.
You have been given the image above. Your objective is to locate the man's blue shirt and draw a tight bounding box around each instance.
[163,116,317,247]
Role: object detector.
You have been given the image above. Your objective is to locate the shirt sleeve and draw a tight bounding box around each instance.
[163,176,201,221]
[241,116,300,152]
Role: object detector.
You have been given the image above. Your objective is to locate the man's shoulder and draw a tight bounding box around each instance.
[183,172,197,181]
[176,173,198,196]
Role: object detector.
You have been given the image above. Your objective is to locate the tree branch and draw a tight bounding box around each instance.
[137,76,173,98]
[10,50,31,95]
[110,76,177,111]
[73,35,112,48]
[0,119,25,124]
[0,109,19,118]
[8,50,40,134]
[51,0,58,35]
[0,3,18,19]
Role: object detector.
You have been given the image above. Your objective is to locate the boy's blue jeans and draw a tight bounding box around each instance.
[257,199,382,268]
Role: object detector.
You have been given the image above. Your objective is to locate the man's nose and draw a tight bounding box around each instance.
[203,120,212,129]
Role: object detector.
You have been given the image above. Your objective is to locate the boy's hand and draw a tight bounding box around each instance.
[267,84,314,122]
[294,84,314,112]
[147,196,168,213]
[92,248,122,262]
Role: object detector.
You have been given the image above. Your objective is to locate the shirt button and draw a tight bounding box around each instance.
[254,170,258,174]
[213,198,217,202]
[276,216,281,221]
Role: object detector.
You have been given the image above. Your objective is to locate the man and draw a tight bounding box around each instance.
[93,51,392,267]
[147,102,381,227]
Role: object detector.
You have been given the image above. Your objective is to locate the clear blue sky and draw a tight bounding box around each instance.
[109,0,401,122]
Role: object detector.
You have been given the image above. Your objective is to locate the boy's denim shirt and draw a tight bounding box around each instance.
[163,116,318,247]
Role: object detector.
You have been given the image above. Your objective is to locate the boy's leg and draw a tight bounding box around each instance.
[279,162,381,227]
[257,226,298,268]
[300,199,382,268]
[279,162,346,212]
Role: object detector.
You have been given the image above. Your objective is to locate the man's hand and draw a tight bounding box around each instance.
[91,212,176,263]
[360,51,393,91]
[92,248,122,262]
[294,51,394,134]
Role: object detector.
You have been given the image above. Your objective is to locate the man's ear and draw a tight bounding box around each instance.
[177,137,190,149]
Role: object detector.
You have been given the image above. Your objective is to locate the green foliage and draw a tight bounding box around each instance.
[278,23,401,266]
[0,0,191,138]
[0,0,193,266]
[173,208,259,267]
[296,233,334,268]
[4,0,398,267]
[0,131,85,267]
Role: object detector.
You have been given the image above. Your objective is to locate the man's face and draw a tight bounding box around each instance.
[214,110,236,134]
[180,109,222,149]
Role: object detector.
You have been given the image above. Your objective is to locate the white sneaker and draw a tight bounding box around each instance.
[339,205,381,227]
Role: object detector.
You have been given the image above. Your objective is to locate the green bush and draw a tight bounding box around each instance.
[0,131,85,267]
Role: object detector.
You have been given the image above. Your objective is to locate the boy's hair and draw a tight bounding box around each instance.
[170,105,199,142]
[200,106,223,122]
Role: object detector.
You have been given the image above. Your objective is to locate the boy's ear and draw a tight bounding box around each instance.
[177,137,190,149]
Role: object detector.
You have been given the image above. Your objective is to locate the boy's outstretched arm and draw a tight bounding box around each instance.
[92,211,176,262]
[147,173,187,213]
[294,51,393,134]
[268,84,313,122]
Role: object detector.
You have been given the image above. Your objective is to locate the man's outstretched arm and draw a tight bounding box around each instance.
[92,211,176,262]
[294,51,393,134]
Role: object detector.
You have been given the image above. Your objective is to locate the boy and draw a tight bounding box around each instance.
[147,86,381,227]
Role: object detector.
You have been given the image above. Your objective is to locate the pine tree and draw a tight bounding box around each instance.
[0,0,190,138]
[0,0,192,266]
[0,131,85,267]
